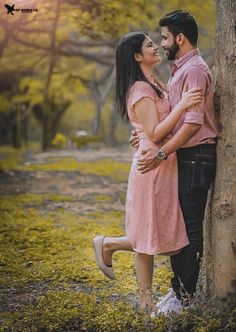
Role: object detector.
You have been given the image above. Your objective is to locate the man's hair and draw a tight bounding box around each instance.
[159,10,198,46]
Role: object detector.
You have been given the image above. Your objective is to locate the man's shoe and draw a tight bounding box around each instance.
[156,288,175,308]
[158,296,183,315]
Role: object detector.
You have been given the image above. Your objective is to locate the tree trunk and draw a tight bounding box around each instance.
[0,113,10,145]
[11,108,21,149]
[21,111,29,145]
[106,100,118,146]
[205,0,236,309]
[92,99,102,136]
[41,0,60,151]
[42,116,53,151]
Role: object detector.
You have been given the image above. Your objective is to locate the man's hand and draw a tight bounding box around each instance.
[129,130,140,148]
[137,148,161,174]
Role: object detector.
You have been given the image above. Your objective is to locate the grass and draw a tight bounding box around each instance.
[0,193,171,331]
[0,145,234,331]
[0,146,130,182]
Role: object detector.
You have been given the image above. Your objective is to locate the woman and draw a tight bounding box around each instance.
[93,32,203,311]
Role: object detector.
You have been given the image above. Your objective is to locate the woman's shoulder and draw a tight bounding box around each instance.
[131,80,153,91]
[130,81,157,98]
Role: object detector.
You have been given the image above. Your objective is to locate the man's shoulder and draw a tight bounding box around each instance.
[184,55,211,74]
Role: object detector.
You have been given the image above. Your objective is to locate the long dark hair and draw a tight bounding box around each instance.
[115,31,164,121]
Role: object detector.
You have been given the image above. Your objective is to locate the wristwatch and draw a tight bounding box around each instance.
[156,149,167,160]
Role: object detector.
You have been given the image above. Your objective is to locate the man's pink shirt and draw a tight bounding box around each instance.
[168,48,218,147]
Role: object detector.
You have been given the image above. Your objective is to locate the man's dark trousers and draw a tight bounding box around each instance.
[170,143,216,303]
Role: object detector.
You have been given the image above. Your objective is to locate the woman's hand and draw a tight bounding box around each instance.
[178,87,203,111]
[129,130,140,148]
[137,148,161,173]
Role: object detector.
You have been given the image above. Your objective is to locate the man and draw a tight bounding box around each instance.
[130,10,217,314]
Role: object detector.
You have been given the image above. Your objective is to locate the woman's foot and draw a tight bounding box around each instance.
[92,236,115,279]
[139,294,156,313]
[139,302,159,317]
[103,237,114,267]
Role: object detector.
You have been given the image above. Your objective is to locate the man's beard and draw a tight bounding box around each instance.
[166,41,179,60]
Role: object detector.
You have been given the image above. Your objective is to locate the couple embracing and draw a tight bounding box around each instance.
[93,10,217,315]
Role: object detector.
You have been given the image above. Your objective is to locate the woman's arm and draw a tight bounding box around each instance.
[134,87,203,144]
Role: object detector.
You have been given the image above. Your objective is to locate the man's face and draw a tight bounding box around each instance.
[160,27,180,61]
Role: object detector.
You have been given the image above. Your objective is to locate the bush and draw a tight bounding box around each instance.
[51,133,67,149]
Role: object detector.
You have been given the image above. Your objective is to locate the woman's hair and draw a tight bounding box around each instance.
[159,10,198,46]
[115,31,164,122]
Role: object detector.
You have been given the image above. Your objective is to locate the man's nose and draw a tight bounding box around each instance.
[160,40,165,48]
[154,44,159,51]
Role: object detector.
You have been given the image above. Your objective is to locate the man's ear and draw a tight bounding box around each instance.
[134,53,143,62]
[176,33,185,47]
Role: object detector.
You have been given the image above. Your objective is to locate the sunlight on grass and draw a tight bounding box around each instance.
[0,147,227,331]
[0,194,171,331]
[0,145,130,181]
[20,157,130,181]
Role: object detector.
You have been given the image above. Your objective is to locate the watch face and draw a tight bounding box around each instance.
[157,150,166,160]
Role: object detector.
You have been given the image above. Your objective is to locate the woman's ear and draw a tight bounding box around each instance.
[134,53,143,62]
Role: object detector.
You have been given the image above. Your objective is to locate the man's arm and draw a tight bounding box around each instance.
[137,67,208,173]
[161,122,201,156]
[137,123,200,173]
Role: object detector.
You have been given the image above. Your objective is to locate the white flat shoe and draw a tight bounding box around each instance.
[92,236,115,280]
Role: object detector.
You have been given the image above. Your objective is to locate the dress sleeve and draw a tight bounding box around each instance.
[183,67,208,125]
[129,81,156,109]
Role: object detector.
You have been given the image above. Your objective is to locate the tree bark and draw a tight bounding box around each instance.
[41,0,60,150]
[106,100,119,146]
[205,0,236,309]
[11,108,21,149]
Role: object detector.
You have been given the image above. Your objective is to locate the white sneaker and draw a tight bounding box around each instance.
[158,296,183,315]
[156,288,175,308]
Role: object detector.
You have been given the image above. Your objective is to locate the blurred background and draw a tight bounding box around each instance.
[0,0,216,151]
[3,2,233,331]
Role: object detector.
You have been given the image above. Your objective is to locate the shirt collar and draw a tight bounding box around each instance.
[174,48,200,69]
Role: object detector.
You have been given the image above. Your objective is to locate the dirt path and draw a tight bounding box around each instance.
[0,145,133,212]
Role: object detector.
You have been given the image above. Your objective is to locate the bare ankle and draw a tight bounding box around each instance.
[103,238,115,253]
[139,295,153,310]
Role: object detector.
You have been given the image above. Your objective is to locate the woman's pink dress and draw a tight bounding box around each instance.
[125,81,189,255]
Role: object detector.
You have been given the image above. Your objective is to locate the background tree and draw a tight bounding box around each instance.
[0,0,216,150]
[205,0,236,310]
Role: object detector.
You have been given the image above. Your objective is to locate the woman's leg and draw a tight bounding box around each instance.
[135,253,154,310]
[102,238,154,310]
[103,236,133,266]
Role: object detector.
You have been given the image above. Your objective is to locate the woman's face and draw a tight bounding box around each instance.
[136,36,161,66]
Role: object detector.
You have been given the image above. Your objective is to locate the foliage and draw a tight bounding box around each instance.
[0,95,11,113]
[1,191,231,332]
[0,147,235,331]
[51,133,67,149]
[156,0,216,50]
[0,0,216,149]
[0,191,164,331]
